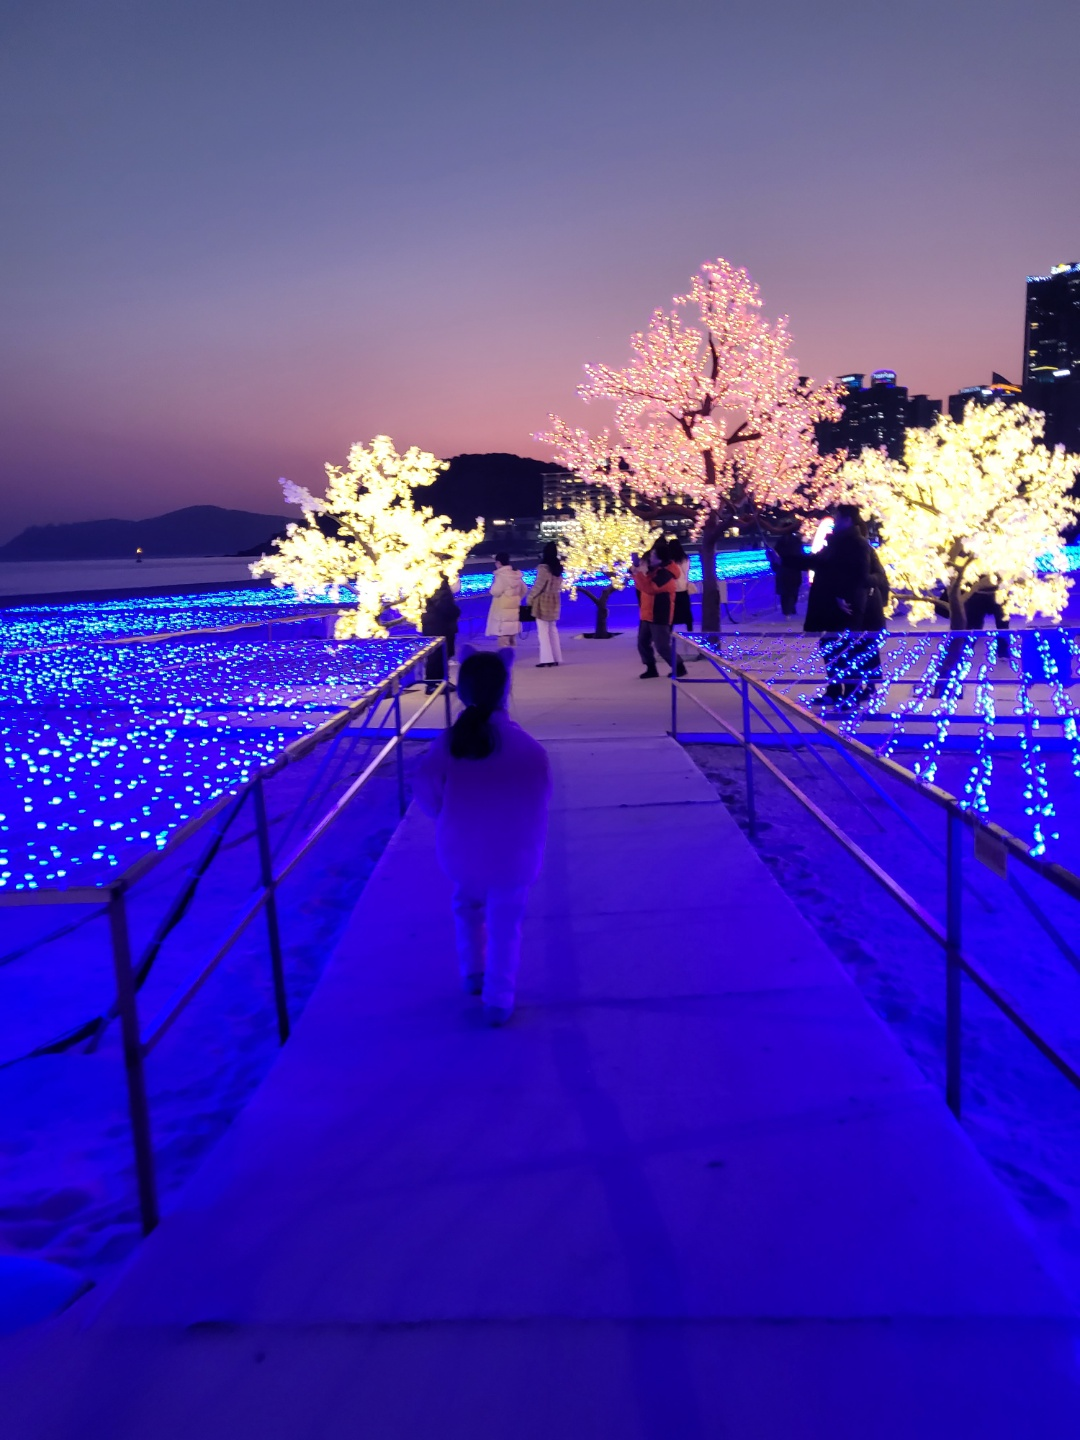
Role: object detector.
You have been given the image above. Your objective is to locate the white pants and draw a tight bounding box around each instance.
[452,882,529,1009]
[537,619,562,665]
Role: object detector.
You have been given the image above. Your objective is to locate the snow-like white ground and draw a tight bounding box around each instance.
[0,734,426,1275]
[686,742,1080,1308]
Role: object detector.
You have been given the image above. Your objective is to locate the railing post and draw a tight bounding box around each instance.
[393,679,407,816]
[742,675,757,839]
[670,633,679,739]
[443,639,453,729]
[946,809,963,1117]
[107,888,159,1234]
[253,777,290,1045]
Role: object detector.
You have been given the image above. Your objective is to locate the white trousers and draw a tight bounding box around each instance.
[536,619,562,665]
[452,882,529,1009]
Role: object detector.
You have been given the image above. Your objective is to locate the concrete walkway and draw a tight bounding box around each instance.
[2,631,1078,1437]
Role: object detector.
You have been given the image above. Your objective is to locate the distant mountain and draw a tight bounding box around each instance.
[0,506,291,561]
[427,453,562,529]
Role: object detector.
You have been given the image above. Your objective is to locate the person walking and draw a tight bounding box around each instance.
[667,538,694,631]
[633,540,686,679]
[415,648,552,1027]
[528,541,563,668]
[802,505,871,705]
[420,576,461,693]
[485,552,527,649]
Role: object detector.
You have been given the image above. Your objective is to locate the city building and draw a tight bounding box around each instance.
[1021,261,1080,452]
[540,471,601,540]
[818,370,940,459]
[947,374,1023,424]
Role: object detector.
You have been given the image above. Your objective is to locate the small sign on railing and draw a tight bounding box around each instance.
[974,823,1008,880]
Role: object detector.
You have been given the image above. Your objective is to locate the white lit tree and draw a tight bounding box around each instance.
[537,258,845,630]
[252,435,482,638]
[560,494,657,637]
[840,403,1080,629]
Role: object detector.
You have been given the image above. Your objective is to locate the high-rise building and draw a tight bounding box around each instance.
[947,374,1023,424]
[1022,262,1080,452]
[817,370,940,459]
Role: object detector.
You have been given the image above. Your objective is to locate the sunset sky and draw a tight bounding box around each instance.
[1,0,1078,543]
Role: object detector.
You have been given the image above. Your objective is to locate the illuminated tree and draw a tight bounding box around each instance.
[560,494,657,637]
[839,403,1080,629]
[252,435,482,638]
[538,258,844,630]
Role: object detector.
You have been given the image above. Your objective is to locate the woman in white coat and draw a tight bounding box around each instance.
[485,552,527,647]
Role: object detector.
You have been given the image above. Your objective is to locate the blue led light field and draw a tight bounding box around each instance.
[0,585,343,654]
[0,636,429,892]
[687,628,1080,860]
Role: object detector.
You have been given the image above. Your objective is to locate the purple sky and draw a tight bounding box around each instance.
[1,0,1078,543]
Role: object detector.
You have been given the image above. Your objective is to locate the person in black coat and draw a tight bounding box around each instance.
[771,524,806,617]
[801,506,872,703]
[849,520,889,697]
[421,577,461,692]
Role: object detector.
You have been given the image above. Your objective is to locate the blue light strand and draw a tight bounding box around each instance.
[909,637,974,786]
[957,637,997,818]
[878,636,954,762]
[0,586,343,655]
[1034,630,1080,784]
[0,636,428,892]
[1006,635,1057,856]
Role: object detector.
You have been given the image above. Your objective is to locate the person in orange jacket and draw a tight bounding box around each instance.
[632,540,687,679]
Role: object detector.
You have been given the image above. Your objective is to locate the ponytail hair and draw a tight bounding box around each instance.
[449,649,512,760]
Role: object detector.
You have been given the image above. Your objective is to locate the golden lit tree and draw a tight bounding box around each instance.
[252,435,482,638]
[560,494,657,637]
[537,258,845,630]
[840,402,1080,629]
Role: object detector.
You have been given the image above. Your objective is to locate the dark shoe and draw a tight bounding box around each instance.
[462,973,484,996]
[639,667,660,679]
[672,661,687,678]
[483,1003,513,1027]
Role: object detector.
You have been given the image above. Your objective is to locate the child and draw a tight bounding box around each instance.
[415,648,551,1025]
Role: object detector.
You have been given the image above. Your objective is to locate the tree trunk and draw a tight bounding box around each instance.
[585,586,614,637]
[699,518,722,632]
[947,582,967,631]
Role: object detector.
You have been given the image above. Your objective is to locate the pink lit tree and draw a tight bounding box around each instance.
[538,259,845,630]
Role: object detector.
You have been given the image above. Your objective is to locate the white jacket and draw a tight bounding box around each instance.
[415,712,552,890]
[485,567,527,637]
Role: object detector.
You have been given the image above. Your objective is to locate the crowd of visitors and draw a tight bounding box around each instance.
[461,507,1016,710]
[478,534,697,680]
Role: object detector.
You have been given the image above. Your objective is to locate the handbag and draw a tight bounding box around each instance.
[518,604,533,623]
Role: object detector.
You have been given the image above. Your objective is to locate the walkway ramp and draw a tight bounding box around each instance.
[1,634,1077,1437]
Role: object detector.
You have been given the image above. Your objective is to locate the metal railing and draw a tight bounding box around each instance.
[0,638,449,1234]
[671,631,1080,1121]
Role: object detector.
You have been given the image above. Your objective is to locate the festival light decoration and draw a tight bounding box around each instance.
[560,496,656,636]
[537,258,846,629]
[686,629,1080,857]
[0,636,428,891]
[252,436,483,638]
[839,403,1080,628]
[0,588,342,655]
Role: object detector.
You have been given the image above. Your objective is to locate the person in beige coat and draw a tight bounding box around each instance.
[485,553,527,647]
[528,542,563,667]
